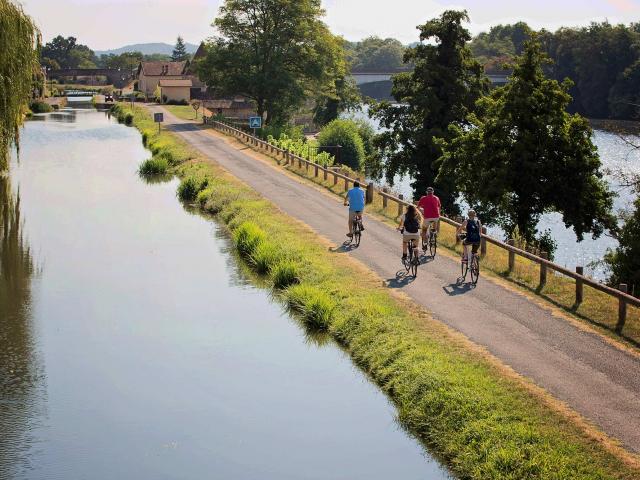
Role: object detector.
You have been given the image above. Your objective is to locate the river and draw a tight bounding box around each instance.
[348,108,640,279]
[0,109,449,479]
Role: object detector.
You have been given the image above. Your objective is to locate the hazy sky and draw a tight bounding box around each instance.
[19,0,640,50]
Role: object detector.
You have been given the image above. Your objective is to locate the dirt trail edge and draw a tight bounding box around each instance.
[154,106,640,453]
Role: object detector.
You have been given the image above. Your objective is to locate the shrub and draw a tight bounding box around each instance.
[196,187,213,207]
[250,241,283,274]
[124,112,133,125]
[317,119,366,171]
[166,99,188,106]
[29,101,52,113]
[287,284,335,329]
[177,176,208,201]
[139,155,169,175]
[271,260,300,288]
[234,222,266,256]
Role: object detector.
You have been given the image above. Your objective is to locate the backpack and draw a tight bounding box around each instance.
[404,214,420,233]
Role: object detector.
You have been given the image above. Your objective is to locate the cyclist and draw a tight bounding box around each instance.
[344,181,365,238]
[456,209,482,262]
[417,187,441,245]
[397,204,423,260]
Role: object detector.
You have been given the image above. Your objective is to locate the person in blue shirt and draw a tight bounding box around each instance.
[343,181,365,238]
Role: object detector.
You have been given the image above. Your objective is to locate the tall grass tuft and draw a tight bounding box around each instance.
[234,222,266,257]
[271,260,300,289]
[250,241,283,274]
[139,155,169,175]
[177,176,208,201]
[287,284,335,329]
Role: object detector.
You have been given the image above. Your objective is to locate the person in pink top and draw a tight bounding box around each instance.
[417,187,441,244]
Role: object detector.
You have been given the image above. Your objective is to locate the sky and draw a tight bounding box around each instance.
[19,0,640,50]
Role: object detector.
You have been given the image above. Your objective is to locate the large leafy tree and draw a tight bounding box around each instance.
[438,37,615,243]
[1,0,40,169]
[370,10,488,213]
[41,35,96,69]
[197,0,345,125]
[99,51,144,72]
[171,36,189,62]
[347,37,407,72]
[605,195,640,296]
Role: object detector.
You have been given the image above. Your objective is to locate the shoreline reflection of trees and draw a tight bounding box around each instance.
[0,174,42,477]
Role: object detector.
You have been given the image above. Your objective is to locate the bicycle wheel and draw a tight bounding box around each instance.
[471,255,480,285]
[460,256,468,282]
[411,249,419,277]
[422,234,428,252]
[354,226,361,247]
[405,244,413,272]
[429,233,437,258]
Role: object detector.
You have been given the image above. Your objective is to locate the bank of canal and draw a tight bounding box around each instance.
[0,109,449,479]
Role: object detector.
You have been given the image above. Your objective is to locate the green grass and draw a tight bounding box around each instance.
[118,102,640,480]
[163,104,201,121]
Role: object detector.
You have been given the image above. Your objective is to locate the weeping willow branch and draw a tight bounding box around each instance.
[0,0,40,170]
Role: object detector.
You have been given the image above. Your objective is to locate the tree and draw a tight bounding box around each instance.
[370,10,488,213]
[317,119,366,171]
[99,51,144,72]
[1,0,40,169]
[312,75,361,126]
[438,37,615,243]
[197,0,346,125]
[41,35,97,69]
[171,36,189,62]
[605,196,640,296]
[348,37,407,72]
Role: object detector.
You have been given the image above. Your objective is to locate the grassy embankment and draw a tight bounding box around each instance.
[112,102,640,479]
[168,110,639,348]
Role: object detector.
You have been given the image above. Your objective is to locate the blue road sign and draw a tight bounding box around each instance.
[249,116,262,129]
[154,112,163,123]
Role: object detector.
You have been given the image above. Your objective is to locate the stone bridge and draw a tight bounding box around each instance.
[48,68,135,88]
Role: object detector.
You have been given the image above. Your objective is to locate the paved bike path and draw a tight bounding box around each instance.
[154,106,640,453]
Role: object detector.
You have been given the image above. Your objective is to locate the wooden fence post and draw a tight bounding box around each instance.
[397,194,404,217]
[323,167,327,181]
[298,156,302,168]
[575,266,584,304]
[539,252,548,287]
[314,164,319,177]
[344,177,349,192]
[382,187,388,209]
[480,226,487,256]
[366,183,374,204]
[617,284,628,333]
[507,239,515,273]
[333,171,338,185]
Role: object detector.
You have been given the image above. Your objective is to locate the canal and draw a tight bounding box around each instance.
[0,109,449,479]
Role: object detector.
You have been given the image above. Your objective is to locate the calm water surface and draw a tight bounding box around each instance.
[0,110,449,479]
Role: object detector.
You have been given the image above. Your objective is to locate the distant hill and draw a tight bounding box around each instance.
[95,42,198,56]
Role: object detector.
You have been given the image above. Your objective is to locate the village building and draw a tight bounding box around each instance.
[136,61,189,97]
[158,79,192,103]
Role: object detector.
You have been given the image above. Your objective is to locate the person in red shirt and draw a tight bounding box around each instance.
[417,187,441,244]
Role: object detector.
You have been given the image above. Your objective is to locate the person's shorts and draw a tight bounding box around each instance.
[349,210,363,223]
[422,218,439,230]
[463,239,480,253]
[403,232,420,242]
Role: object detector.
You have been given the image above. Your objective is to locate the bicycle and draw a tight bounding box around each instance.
[400,229,420,277]
[458,234,480,285]
[346,204,364,247]
[422,224,437,258]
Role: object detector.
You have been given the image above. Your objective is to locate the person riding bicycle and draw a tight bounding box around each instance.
[417,187,441,245]
[397,204,423,260]
[344,181,365,238]
[456,209,482,262]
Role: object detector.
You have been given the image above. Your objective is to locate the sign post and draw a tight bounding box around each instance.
[191,100,201,119]
[154,112,163,133]
[249,116,262,136]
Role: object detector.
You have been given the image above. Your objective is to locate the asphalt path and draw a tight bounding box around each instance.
[153,106,640,453]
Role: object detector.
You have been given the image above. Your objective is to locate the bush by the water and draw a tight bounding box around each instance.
[177,176,209,201]
[29,101,52,113]
[234,222,266,256]
[139,155,169,175]
[317,119,366,171]
[287,284,335,329]
[271,260,300,288]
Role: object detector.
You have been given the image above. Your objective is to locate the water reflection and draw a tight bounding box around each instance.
[0,175,43,479]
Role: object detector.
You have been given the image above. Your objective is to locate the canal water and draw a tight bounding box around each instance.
[348,108,640,279]
[0,109,449,479]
